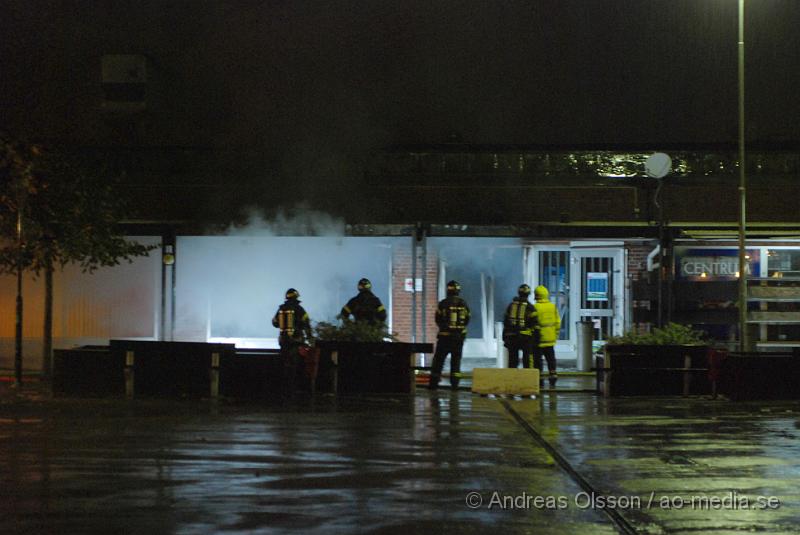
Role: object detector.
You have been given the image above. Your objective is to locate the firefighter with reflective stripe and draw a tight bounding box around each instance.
[531,285,561,386]
[430,280,471,390]
[503,284,536,368]
[272,288,311,398]
[340,278,387,325]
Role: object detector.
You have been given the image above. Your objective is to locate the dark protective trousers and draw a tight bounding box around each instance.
[506,335,534,369]
[430,336,465,389]
[279,339,302,398]
[533,345,558,378]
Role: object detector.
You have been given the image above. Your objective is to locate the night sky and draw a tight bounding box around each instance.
[2,0,799,151]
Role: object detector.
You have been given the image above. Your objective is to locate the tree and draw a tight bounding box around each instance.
[0,135,155,382]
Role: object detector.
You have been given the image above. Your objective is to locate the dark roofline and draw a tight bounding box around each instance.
[381,141,800,153]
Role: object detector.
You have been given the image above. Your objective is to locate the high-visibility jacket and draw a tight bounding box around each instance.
[435,296,470,338]
[503,297,535,337]
[341,290,387,324]
[533,286,561,348]
[272,299,311,343]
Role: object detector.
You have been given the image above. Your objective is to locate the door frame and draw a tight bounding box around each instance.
[569,245,626,352]
[528,243,626,359]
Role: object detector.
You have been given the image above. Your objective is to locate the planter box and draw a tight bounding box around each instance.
[218,348,283,400]
[719,353,800,401]
[53,340,431,399]
[53,346,122,396]
[109,340,236,398]
[316,341,432,394]
[600,344,711,396]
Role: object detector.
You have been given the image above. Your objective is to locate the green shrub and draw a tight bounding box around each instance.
[607,322,707,346]
[313,319,397,343]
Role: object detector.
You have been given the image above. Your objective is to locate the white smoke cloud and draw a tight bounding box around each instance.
[224,203,346,237]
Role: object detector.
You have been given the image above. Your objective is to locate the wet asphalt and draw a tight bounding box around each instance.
[1,380,799,535]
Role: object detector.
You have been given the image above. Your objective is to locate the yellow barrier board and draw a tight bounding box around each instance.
[471,368,540,395]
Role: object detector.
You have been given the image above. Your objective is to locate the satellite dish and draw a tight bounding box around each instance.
[644,152,672,179]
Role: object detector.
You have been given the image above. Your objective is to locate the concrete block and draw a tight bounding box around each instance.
[471,368,540,395]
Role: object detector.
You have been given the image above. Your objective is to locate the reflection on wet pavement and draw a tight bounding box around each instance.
[1,384,799,534]
[510,395,800,534]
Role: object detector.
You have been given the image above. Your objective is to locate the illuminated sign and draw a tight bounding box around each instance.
[674,248,760,281]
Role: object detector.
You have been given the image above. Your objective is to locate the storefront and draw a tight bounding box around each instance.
[673,241,800,349]
[10,231,800,372]
[430,239,628,362]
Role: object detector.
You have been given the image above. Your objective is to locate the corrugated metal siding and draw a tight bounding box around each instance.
[0,237,160,370]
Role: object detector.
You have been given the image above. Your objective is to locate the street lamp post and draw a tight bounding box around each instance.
[737,0,748,352]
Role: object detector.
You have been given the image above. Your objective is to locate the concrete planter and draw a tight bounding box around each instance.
[719,353,800,401]
[53,346,122,396]
[54,341,238,398]
[316,341,432,394]
[600,344,711,396]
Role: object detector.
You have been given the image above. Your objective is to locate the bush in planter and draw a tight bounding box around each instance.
[312,319,398,343]
[607,322,707,346]
[312,320,405,394]
[604,323,710,396]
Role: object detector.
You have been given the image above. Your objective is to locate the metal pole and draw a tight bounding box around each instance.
[411,232,417,343]
[170,247,176,342]
[737,0,748,352]
[420,230,427,344]
[160,239,167,341]
[656,182,664,327]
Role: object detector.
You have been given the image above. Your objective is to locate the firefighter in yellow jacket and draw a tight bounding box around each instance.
[532,285,561,387]
[430,280,471,390]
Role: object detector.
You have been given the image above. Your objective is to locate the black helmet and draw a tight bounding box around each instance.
[446,280,461,295]
[357,278,372,291]
[518,284,531,296]
[285,288,299,300]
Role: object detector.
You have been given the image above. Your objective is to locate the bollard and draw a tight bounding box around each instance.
[576,320,594,372]
[682,353,691,396]
[495,321,507,368]
[124,350,135,398]
[210,352,220,399]
[331,350,339,394]
[409,353,416,392]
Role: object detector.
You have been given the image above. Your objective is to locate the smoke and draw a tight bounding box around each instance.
[225,203,346,237]
[431,237,525,338]
[176,205,397,347]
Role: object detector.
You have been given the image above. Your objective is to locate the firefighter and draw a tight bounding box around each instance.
[430,280,471,390]
[272,288,311,398]
[503,284,536,369]
[532,285,561,387]
[340,278,387,325]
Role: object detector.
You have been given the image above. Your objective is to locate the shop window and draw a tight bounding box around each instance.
[767,249,800,277]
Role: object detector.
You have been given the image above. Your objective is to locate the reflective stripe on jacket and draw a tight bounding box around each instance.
[504,298,534,336]
[435,296,470,337]
[341,291,387,323]
[272,300,310,342]
[532,300,561,348]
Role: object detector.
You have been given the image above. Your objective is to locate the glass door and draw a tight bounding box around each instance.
[570,248,625,349]
[528,247,572,357]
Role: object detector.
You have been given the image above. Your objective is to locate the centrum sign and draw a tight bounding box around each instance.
[675,248,760,281]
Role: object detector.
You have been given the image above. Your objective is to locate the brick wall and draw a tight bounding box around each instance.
[392,243,439,343]
[627,244,653,281]
[628,243,656,333]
